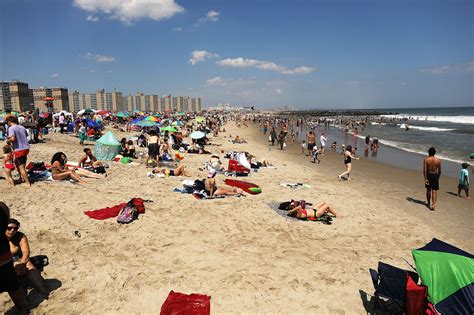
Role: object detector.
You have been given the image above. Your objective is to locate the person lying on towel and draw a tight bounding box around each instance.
[287,201,340,220]
[204,170,243,198]
[152,163,191,177]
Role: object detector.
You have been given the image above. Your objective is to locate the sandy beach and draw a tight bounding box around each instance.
[1,122,472,314]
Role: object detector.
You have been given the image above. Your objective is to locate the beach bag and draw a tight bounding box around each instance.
[160,290,211,315]
[93,166,106,174]
[117,199,139,224]
[27,161,47,172]
[193,179,206,191]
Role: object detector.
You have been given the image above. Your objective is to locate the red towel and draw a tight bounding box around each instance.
[160,291,210,315]
[84,198,145,220]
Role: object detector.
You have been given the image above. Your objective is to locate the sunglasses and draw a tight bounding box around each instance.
[7,226,19,231]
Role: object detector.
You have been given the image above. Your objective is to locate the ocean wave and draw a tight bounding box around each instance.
[382,114,474,125]
[377,139,466,164]
[399,125,455,132]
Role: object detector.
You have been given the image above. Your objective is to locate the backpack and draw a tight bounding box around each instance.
[117,199,139,224]
[193,179,206,191]
[93,166,106,174]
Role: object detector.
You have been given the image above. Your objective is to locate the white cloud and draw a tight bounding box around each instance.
[89,69,96,73]
[189,50,218,65]
[51,73,59,78]
[216,57,315,75]
[205,76,256,87]
[420,61,474,74]
[173,27,183,31]
[206,76,227,86]
[194,10,220,28]
[275,88,282,95]
[73,0,184,24]
[86,15,99,22]
[86,52,116,62]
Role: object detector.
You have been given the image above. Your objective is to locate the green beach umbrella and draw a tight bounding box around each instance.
[160,126,178,132]
[116,111,130,118]
[136,120,158,127]
[412,238,473,314]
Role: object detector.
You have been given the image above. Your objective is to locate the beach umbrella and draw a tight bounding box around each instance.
[43,97,56,101]
[153,114,162,118]
[136,120,158,127]
[115,111,129,118]
[412,238,473,314]
[195,116,206,123]
[78,108,97,115]
[143,116,160,122]
[189,131,206,139]
[131,117,144,125]
[160,126,178,133]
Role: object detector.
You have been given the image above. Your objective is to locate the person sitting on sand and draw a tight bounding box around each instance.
[288,201,339,220]
[152,163,191,177]
[126,140,136,158]
[51,152,102,183]
[119,138,128,156]
[204,170,243,198]
[209,155,226,172]
[233,135,246,144]
[6,218,49,298]
[78,148,103,169]
[159,143,173,161]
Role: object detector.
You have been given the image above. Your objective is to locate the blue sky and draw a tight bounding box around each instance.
[0,0,473,109]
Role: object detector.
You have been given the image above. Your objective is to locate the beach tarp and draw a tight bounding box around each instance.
[94,131,121,160]
[412,238,474,314]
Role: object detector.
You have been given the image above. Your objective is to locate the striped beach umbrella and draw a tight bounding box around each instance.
[412,238,473,314]
[143,116,160,122]
[136,120,158,127]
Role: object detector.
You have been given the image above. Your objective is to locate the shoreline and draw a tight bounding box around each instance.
[1,122,472,313]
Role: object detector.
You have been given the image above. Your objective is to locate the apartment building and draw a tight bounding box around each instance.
[68,90,124,112]
[32,87,69,112]
[0,81,32,112]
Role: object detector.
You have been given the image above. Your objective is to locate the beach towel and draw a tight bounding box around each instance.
[267,202,333,224]
[84,198,145,220]
[160,290,210,315]
[224,179,261,194]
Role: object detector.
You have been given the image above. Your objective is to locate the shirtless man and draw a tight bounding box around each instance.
[423,147,441,210]
[307,131,316,157]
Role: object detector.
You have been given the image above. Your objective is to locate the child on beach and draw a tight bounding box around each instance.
[312,145,321,164]
[301,140,306,154]
[458,163,470,198]
[3,144,15,186]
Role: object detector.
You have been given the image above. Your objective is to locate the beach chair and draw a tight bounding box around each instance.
[369,261,419,313]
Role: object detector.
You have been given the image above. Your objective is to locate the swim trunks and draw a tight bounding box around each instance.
[13,149,29,166]
[425,173,440,190]
[307,143,315,151]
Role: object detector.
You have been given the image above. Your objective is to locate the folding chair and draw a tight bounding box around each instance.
[369,261,419,314]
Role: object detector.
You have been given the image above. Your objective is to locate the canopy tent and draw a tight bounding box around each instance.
[412,238,473,314]
[136,120,159,127]
[93,131,121,160]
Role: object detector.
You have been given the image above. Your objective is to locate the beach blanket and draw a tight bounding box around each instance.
[280,183,312,189]
[224,179,261,194]
[84,198,145,220]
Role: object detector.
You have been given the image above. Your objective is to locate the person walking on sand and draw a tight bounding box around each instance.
[338,145,359,181]
[307,131,316,157]
[457,163,470,199]
[320,133,327,155]
[423,147,441,210]
[6,116,31,187]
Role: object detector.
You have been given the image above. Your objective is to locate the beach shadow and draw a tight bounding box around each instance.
[27,278,62,310]
[359,290,402,314]
[406,197,429,208]
[446,192,458,197]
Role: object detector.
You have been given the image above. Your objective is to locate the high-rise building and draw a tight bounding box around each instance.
[194,97,202,112]
[32,87,69,112]
[68,90,81,112]
[163,95,171,111]
[0,81,32,112]
[149,95,159,112]
[111,91,124,112]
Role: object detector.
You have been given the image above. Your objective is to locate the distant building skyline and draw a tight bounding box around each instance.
[0,80,201,113]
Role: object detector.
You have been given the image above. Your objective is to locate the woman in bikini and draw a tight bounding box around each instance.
[152,164,191,177]
[51,152,100,184]
[6,218,49,297]
[288,202,339,220]
[204,170,243,198]
[78,148,103,169]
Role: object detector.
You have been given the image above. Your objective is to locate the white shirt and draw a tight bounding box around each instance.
[320,135,327,147]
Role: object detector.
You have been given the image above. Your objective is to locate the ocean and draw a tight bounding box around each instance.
[299,106,474,178]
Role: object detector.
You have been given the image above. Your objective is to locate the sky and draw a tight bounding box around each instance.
[0,0,473,109]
